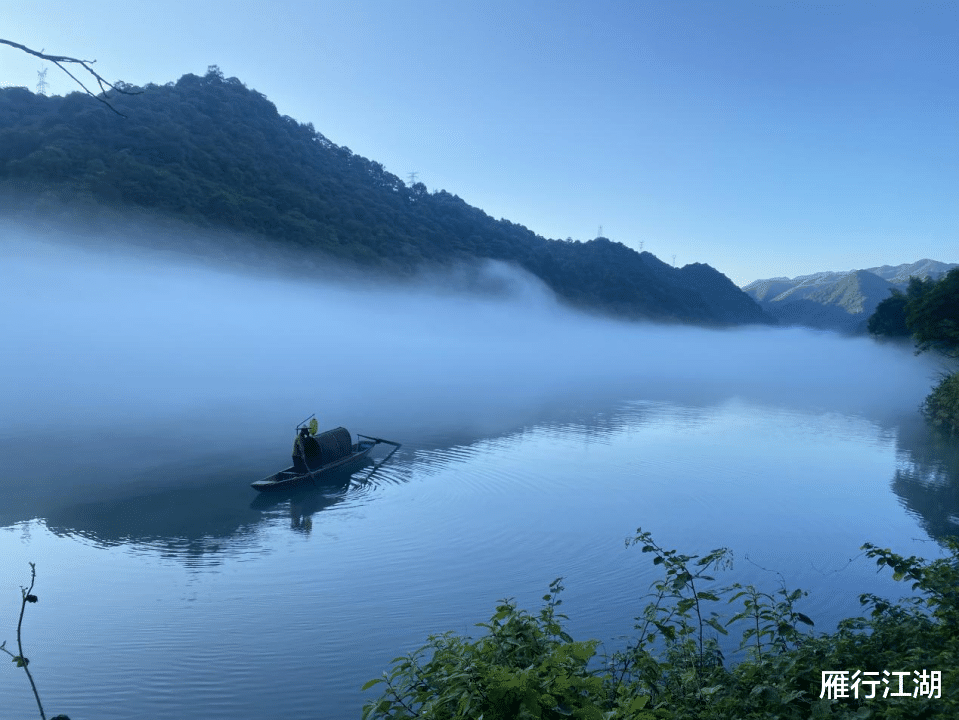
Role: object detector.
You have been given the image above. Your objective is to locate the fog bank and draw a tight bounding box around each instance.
[1,225,944,466]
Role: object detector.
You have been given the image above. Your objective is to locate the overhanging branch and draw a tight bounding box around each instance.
[0,38,140,115]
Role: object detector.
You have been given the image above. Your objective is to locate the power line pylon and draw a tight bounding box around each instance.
[36,68,48,96]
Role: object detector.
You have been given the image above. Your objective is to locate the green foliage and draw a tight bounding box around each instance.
[727,583,813,662]
[908,269,959,357]
[362,578,607,719]
[868,290,910,337]
[365,531,959,719]
[869,271,959,356]
[793,542,959,719]
[868,276,932,341]
[618,530,732,685]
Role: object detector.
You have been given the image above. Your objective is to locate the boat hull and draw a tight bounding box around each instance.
[251,441,376,491]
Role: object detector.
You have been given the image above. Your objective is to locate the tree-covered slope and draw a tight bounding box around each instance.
[0,69,768,325]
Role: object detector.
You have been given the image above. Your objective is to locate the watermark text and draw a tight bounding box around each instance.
[821,670,941,700]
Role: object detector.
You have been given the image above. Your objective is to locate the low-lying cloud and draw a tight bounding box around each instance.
[1,217,944,465]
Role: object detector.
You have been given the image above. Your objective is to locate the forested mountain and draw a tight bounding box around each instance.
[0,68,769,325]
[743,260,957,334]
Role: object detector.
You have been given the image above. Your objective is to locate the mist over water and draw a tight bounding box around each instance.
[2,218,945,532]
[3,223,942,449]
[2,222,940,450]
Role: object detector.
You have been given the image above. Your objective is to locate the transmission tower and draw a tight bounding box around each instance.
[36,68,48,96]
[407,171,418,186]
[597,225,603,238]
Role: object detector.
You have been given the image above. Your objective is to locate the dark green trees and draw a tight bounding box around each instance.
[869,271,959,354]
[871,269,959,435]
[867,290,910,337]
[868,276,934,340]
[907,269,959,357]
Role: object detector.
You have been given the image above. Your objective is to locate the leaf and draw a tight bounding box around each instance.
[654,623,676,641]
[361,678,383,691]
[705,617,728,635]
[796,612,815,626]
[628,695,650,712]
[653,556,664,565]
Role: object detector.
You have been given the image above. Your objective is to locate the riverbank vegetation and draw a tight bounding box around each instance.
[363,529,958,719]
[870,268,959,435]
[8,531,956,719]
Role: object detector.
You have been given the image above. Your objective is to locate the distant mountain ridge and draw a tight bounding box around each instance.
[743,260,958,333]
[863,259,957,285]
[0,69,769,326]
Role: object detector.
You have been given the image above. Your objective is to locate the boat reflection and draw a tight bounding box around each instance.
[249,460,373,534]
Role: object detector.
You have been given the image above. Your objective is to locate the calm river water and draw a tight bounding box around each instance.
[2,237,957,719]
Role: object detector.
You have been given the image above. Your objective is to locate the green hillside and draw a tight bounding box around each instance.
[0,68,769,325]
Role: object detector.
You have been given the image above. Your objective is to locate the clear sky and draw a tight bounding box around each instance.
[2,1,956,285]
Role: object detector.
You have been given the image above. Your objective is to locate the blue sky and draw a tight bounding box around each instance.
[2,1,956,285]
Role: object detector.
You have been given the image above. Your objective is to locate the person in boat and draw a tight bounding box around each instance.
[292,427,313,473]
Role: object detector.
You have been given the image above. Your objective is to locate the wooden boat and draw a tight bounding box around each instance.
[251,417,400,492]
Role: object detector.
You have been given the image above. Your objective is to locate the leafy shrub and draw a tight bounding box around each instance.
[361,578,607,719]
[364,530,959,719]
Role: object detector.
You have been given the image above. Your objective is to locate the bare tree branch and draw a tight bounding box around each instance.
[0,38,140,115]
